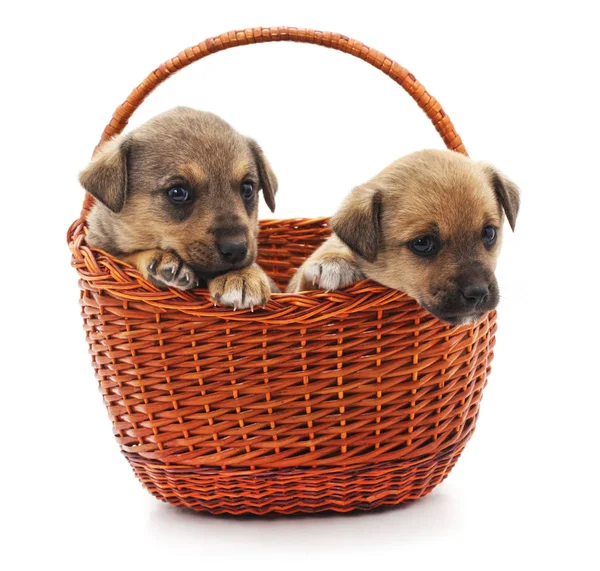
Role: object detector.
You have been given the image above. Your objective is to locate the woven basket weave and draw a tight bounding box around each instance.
[68,27,497,515]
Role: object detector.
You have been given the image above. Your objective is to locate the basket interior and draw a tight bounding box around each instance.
[250,218,331,291]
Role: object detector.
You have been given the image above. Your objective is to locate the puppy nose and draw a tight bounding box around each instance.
[460,285,490,307]
[217,240,248,264]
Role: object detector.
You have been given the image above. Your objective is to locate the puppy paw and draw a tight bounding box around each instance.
[288,252,365,292]
[305,258,364,291]
[209,265,272,309]
[146,251,198,290]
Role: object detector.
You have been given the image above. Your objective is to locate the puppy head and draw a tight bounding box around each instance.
[79,107,277,278]
[331,149,519,325]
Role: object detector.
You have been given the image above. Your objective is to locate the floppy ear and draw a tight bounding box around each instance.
[482,164,520,231]
[247,138,278,212]
[79,136,130,213]
[330,186,382,262]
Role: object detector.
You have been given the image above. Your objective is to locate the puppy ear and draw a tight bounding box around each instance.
[482,164,520,231]
[247,138,278,212]
[79,136,131,213]
[330,186,382,262]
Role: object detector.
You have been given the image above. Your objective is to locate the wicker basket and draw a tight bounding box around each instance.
[68,27,497,515]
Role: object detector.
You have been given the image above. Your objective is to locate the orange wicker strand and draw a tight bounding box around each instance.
[68,28,496,515]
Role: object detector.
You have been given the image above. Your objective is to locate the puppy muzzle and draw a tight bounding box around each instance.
[424,275,499,325]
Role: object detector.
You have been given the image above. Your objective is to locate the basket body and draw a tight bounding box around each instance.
[69,218,496,515]
[69,27,497,515]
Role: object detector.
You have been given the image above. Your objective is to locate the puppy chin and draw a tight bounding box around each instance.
[189,253,256,280]
[428,310,482,326]
[429,307,492,326]
[443,313,483,326]
[417,298,487,327]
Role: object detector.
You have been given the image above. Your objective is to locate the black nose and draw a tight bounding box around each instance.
[460,285,490,307]
[217,240,248,264]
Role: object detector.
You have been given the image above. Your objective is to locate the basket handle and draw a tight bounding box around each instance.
[81,26,467,217]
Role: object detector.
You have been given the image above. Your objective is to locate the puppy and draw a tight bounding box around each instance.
[288,149,519,325]
[80,107,279,309]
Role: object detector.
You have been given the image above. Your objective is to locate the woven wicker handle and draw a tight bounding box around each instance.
[82,27,467,216]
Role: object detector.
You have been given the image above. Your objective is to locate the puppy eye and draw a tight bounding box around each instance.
[482,226,497,246]
[166,186,191,204]
[241,181,254,200]
[409,236,439,257]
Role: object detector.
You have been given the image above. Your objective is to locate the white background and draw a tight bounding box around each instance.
[2,1,599,569]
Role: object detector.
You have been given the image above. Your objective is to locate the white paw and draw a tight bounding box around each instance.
[209,267,271,309]
[303,258,364,291]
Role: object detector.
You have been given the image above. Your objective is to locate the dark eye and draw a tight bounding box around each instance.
[241,181,254,200]
[409,236,439,257]
[482,226,497,246]
[166,186,191,204]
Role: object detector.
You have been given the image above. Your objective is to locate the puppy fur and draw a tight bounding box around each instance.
[288,149,519,325]
[80,107,279,308]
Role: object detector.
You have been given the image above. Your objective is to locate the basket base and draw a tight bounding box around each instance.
[125,443,466,515]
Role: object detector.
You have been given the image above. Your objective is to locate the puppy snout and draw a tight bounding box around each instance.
[217,240,248,264]
[460,284,490,307]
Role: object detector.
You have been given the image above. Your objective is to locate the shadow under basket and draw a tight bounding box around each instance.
[68,27,497,515]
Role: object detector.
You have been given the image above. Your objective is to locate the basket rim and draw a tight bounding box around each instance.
[69,215,494,328]
[69,216,423,320]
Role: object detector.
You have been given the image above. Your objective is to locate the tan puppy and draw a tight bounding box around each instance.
[288,149,519,325]
[80,107,279,309]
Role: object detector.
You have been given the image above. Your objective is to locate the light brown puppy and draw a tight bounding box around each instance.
[80,107,279,309]
[288,149,519,325]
